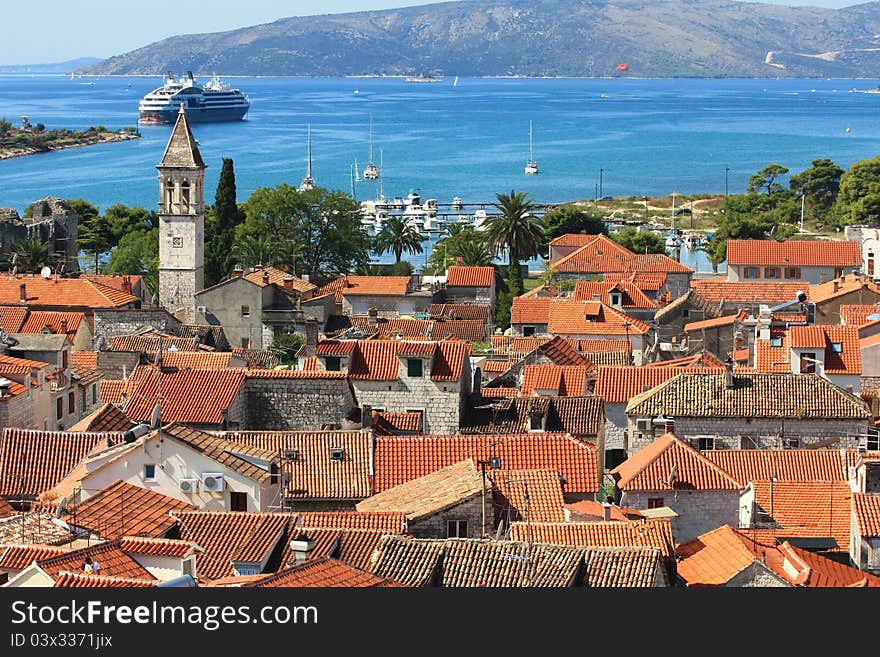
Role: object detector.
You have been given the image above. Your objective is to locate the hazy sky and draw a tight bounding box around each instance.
[0,0,870,65]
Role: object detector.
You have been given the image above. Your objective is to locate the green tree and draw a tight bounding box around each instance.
[541,204,607,243]
[611,226,667,254]
[77,212,112,274]
[486,190,542,296]
[229,234,282,270]
[205,158,246,286]
[425,225,491,274]
[272,331,305,366]
[834,155,880,227]
[789,158,844,210]
[389,260,414,276]
[372,216,426,264]
[748,163,790,195]
[12,238,49,273]
[103,204,154,246]
[0,117,12,136]
[105,228,159,299]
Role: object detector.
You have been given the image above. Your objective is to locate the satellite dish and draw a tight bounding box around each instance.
[40,266,52,279]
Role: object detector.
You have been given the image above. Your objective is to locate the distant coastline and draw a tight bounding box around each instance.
[0,126,140,161]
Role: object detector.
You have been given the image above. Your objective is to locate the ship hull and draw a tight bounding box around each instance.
[138,105,249,124]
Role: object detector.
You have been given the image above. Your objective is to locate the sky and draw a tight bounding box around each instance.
[0,0,869,65]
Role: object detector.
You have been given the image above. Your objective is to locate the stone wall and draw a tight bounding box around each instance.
[408,494,488,539]
[621,489,740,544]
[242,377,358,431]
[95,351,141,380]
[727,563,789,587]
[353,377,463,435]
[0,391,35,430]
[93,309,180,342]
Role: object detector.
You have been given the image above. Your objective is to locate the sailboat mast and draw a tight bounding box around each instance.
[306,124,312,179]
[379,148,384,199]
[529,120,533,161]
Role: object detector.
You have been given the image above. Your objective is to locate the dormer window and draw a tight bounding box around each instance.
[324,356,341,371]
[609,292,623,306]
[830,342,843,353]
[529,414,544,431]
[407,358,423,377]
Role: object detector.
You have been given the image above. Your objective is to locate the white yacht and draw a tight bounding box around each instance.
[524,120,539,175]
[363,115,379,180]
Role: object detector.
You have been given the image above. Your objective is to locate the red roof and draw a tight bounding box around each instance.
[675,524,771,586]
[20,311,84,339]
[521,364,589,396]
[840,304,880,327]
[157,352,238,369]
[0,276,138,309]
[338,276,410,296]
[374,433,599,494]
[0,544,72,571]
[344,339,470,382]
[788,324,861,374]
[510,297,553,324]
[446,266,495,288]
[604,272,667,291]
[0,306,28,333]
[117,536,202,558]
[68,403,134,433]
[576,339,632,353]
[573,280,658,309]
[508,519,675,561]
[250,557,398,588]
[52,571,156,588]
[809,274,880,304]
[490,469,566,523]
[704,449,849,485]
[611,432,743,492]
[684,311,745,333]
[853,493,880,537]
[72,351,98,370]
[691,278,809,304]
[242,266,317,293]
[546,299,651,336]
[37,541,156,581]
[726,239,861,267]
[594,365,722,403]
[754,330,791,373]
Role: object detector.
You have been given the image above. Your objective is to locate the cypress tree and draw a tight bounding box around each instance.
[205,157,245,286]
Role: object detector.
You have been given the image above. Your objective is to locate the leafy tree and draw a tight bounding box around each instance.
[748,163,789,195]
[541,204,607,243]
[0,117,12,136]
[229,234,282,270]
[425,225,491,274]
[495,290,514,333]
[611,226,667,254]
[11,238,49,273]
[105,228,159,298]
[272,331,305,366]
[485,190,543,296]
[789,158,844,210]
[205,158,246,286]
[834,155,880,227]
[372,216,426,264]
[103,204,154,246]
[455,239,494,267]
[77,212,112,274]
[389,260,413,276]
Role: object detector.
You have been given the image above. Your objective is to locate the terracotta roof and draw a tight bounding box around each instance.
[157,352,238,369]
[594,365,722,404]
[841,304,880,327]
[0,277,138,309]
[295,511,407,533]
[346,339,471,381]
[117,366,246,425]
[583,546,666,587]
[788,324,861,374]
[356,459,483,520]
[0,429,114,497]
[159,104,204,167]
[446,265,495,287]
[277,527,396,572]
[508,518,675,561]
[37,540,156,580]
[573,280,658,309]
[72,363,101,388]
[68,403,134,433]
[808,273,880,304]
[491,335,551,356]
[538,335,589,365]
[99,379,127,404]
[564,499,644,521]
[160,424,275,483]
[548,235,637,272]
[490,469,566,523]
[754,329,792,373]
[675,524,774,586]
[726,239,862,267]
[479,386,519,398]
[626,371,871,419]
[632,253,694,273]
[173,511,296,581]
[0,306,28,333]
[246,368,347,379]
[250,557,397,587]
[521,364,589,396]
[230,348,280,369]
[690,278,809,304]
[704,449,849,485]
[369,535,586,587]
[63,480,193,540]
[354,316,487,342]
[546,299,652,336]
[53,571,156,587]
[510,297,553,325]
[771,540,880,587]
[219,429,372,499]
[576,338,632,353]
[684,312,743,332]
[108,334,204,352]
[461,396,605,436]
[604,272,667,291]
[19,311,85,339]
[750,479,852,551]
[643,353,727,368]
[611,432,743,492]
[0,544,71,571]
[338,276,410,296]
[374,433,599,494]
[372,411,423,435]
[242,266,317,293]
[428,304,490,321]
[0,496,15,518]
[117,536,202,558]
[81,274,142,294]
[549,233,603,247]
[72,351,98,370]
[853,493,880,537]
[0,513,74,545]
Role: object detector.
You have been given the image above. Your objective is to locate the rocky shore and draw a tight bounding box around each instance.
[0,127,140,160]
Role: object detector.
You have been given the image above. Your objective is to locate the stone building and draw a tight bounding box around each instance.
[0,198,79,274]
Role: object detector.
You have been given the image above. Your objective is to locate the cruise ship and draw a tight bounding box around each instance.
[138,71,250,124]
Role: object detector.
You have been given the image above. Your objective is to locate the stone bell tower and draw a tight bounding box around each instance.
[157,104,206,321]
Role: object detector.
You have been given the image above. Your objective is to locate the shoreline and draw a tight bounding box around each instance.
[0,131,140,161]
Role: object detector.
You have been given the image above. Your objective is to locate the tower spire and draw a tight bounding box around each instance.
[160,103,205,168]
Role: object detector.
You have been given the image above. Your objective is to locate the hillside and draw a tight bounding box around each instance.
[83,0,880,78]
[0,58,103,73]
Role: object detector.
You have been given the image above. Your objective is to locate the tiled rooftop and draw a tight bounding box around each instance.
[371,411,423,435]
[0,513,75,545]
[295,511,407,533]
[490,469,566,523]
[704,449,849,484]
[583,547,666,587]
[0,306,28,333]
[67,403,134,433]
[594,365,722,404]
[460,395,605,437]
[840,304,880,327]
[428,303,490,321]
[446,265,495,287]
[550,234,692,274]
[0,544,72,571]
[20,311,84,339]
[249,557,397,587]
[37,540,156,581]
[52,571,156,587]
[853,493,880,537]
[242,266,317,293]
[771,540,880,587]
[573,280,658,309]
[808,273,880,304]
[690,278,809,304]
[788,324,861,375]
[675,524,774,586]
[726,239,861,267]
[604,272,667,291]
[521,364,589,396]
[508,519,675,561]
[0,276,138,309]
[611,432,743,492]
[278,528,395,571]
[161,424,276,483]
[117,536,202,558]
[108,334,205,353]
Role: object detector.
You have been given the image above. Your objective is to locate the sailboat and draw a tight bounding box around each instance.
[453,76,459,87]
[299,124,316,191]
[524,120,539,175]
[354,157,361,182]
[363,115,380,180]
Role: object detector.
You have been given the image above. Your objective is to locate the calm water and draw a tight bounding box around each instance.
[1,75,878,271]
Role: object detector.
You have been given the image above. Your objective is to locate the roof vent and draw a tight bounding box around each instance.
[329,447,344,462]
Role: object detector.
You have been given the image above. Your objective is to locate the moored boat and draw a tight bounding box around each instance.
[138,71,250,124]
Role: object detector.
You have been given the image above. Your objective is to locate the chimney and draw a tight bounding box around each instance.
[289,535,316,565]
[305,317,318,359]
[301,273,309,283]
[725,357,735,389]
[122,276,132,294]
[220,408,229,431]
[664,416,675,435]
[592,295,602,302]
[368,307,379,328]
[262,271,270,285]
[59,318,68,335]
[602,502,612,521]
[832,279,839,293]
[283,275,294,292]
[19,283,26,304]
[232,266,244,278]
[410,272,420,292]
[361,403,372,429]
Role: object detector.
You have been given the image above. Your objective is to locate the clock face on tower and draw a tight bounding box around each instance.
[172,236,183,248]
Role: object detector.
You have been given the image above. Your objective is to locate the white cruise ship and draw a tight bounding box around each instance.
[138,71,250,124]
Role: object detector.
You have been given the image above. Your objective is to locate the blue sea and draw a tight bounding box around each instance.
[1,74,878,272]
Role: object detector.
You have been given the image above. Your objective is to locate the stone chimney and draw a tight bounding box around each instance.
[59,318,68,335]
[832,279,840,293]
[283,275,294,292]
[122,276,133,295]
[361,403,372,429]
[725,357,735,389]
[602,502,612,521]
[289,535,316,565]
[305,317,318,359]
[19,283,26,304]
[262,271,270,285]
[232,266,243,278]
[664,416,675,435]
[368,307,379,328]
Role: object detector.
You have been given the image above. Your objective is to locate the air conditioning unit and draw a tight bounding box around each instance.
[179,478,199,494]
[636,418,653,433]
[284,449,299,462]
[201,472,225,492]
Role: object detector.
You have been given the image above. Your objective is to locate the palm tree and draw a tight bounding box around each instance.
[12,238,49,273]
[228,234,281,270]
[456,238,494,267]
[485,190,543,294]
[372,216,426,264]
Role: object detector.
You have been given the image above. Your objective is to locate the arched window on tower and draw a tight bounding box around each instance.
[164,178,175,213]
[181,180,191,214]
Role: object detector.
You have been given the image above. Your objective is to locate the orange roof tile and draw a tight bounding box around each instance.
[704,449,848,485]
[99,379,127,404]
[20,311,84,339]
[372,411,423,434]
[594,365,722,404]
[772,540,880,587]
[117,536,202,558]
[339,275,410,296]
[684,312,743,332]
[853,493,880,537]
[72,363,101,387]
[643,353,726,368]
[538,335,589,365]
[346,339,470,381]
[675,524,774,586]
[573,280,658,309]
[0,277,138,309]
[564,499,644,521]
[727,239,862,267]
[52,571,156,587]
[63,480,193,540]
[482,358,518,374]
[81,274,142,294]
[117,366,246,425]
[68,403,134,433]
[72,351,98,370]
[0,513,74,545]
[250,557,398,587]
[220,429,372,500]
[546,299,651,336]
[0,429,114,497]
[576,338,632,353]
[808,273,880,304]
[295,511,407,533]
[490,335,554,357]
[374,433,598,494]
[0,306,28,333]
[521,364,589,396]
[0,497,16,518]
[479,387,519,398]
[109,334,205,352]
[508,519,675,561]
[157,352,237,369]
[37,541,156,580]
[691,278,809,304]
[510,297,553,325]
[604,272,667,291]
[549,233,603,247]
[242,266,317,293]
[275,527,387,571]
[789,324,861,375]
[611,432,743,492]
[0,544,72,571]
[428,303,491,321]
[754,330,792,373]
[841,304,880,327]
[490,469,566,523]
[446,265,495,287]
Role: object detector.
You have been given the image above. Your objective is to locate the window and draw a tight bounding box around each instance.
[241,305,250,317]
[81,388,87,413]
[446,520,468,538]
[770,335,783,348]
[800,352,817,374]
[744,267,758,279]
[697,436,715,451]
[68,392,74,414]
[610,292,623,306]
[144,464,156,481]
[869,254,875,277]
[740,435,759,449]
[56,397,63,420]
[324,356,341,371]
[764,267,780,279]
[785,267,801,279]
[830,342,843,353]
[407,358,423,377]
[529,414,543,431]
[647,497,664,509]
[522,326,536,337]
[241,337,250,349]
[230,492,247,512]
[171,236,183,248]
[62,350,68,370]
[92,385,98,405]
[182,558,195,577]
[681,309,689,318]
